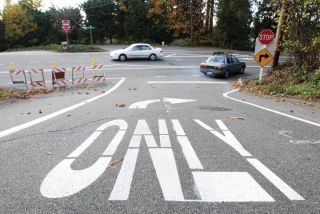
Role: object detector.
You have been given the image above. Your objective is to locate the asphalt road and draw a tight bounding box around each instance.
[0,46,319,213]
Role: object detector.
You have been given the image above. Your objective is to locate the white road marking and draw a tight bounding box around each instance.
[129,99,161,109]
[194,120,252,157]
[164,53,176,58]
[193,172,274,202]
[247,158,305,201]
[128,135,141,148]
[148,81,227,84]
[41,119,127,198]
[158,119,169,134]
[177,136,204,170]
[160,135,171,147]
[279,131,293,139]
[109,148,139,201]
[192,75,200,77]
[172,119,186,135]
[133,120,152,135]
[155,75,166,77]
[223,89,320,128]
[149,148,185,201]
[163,98,196,105]
[172,120,203,170]
[0,78,126,139]
[129,98,196,109]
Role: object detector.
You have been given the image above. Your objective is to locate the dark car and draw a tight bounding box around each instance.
[200,53,246,78]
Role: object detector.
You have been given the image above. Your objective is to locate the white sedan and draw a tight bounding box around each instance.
[110,43,164,61]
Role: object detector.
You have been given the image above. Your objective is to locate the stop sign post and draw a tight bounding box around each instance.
[258,29,274,45]
[61,20,71,47]
[254,29,275,83]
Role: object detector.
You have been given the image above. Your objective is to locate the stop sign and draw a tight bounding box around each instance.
[258,29,274,45]
[62,20,70,30]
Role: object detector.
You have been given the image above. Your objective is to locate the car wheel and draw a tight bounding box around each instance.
[119,54,127,61]
[224,70,229,78]
[239,67,245,74]
[149,54,157,61]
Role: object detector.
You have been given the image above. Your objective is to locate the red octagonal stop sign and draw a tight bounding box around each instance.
[258,29,274,45]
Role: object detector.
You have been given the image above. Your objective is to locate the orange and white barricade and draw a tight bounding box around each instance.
[92,64,106,83]
[52,67,70,87]
[9,69,28,89]
[72,65,87,85]
[29,68,45,89]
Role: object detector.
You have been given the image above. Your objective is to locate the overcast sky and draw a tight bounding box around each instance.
[0,0,86,11]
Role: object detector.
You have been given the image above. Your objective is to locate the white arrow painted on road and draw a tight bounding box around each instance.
[129,98,196,109]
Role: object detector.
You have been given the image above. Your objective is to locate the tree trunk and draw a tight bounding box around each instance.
[271,0,286,72]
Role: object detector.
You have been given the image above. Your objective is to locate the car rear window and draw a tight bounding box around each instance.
[207,56,225,63]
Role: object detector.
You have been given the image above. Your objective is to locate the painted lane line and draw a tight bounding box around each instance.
[223,89,320,128]
[0,78,126,140]
[149,148,185,201]
[155,75,166,78]
[41,120,127,198]
[193,171,274,202]
[148,81,228,84]
[109,148,139,201]
[247,158,305,201]
[164,53,176,58]
[194,120,252,157]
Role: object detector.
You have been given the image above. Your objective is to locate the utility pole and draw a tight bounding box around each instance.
[271,0,286,72]
[190,0,193,45]
[82,23,95,47]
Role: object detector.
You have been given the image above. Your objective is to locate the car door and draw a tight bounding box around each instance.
[231,56,242,72]
[141,45,152,58]
[128,45,142,58]
[226,56,236,73]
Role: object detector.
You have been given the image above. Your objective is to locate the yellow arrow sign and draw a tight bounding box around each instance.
[254,48,273,67]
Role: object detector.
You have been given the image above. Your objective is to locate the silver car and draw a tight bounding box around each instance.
[110,43,164,61]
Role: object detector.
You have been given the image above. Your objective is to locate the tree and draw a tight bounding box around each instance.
[82,0,117,44]
[146,0,172,43]
[216,0,252,50]
[252,0,278,37]
[46,6,83,44]
[2,2,37,46]
[0,18,8,51]
[282,0,320,71]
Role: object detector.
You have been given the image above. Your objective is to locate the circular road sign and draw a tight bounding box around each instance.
[258,29,274,45]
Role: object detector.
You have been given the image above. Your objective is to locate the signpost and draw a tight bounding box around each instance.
[254,29,275,83]
[61,20,71,46]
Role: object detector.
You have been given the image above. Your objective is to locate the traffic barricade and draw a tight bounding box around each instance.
[71,65,87,85]
[9,69,28,90]
[92,64,106,83]
[52,67,70,87]
[29,68,46,89]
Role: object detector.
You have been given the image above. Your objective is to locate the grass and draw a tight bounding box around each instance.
[7,44,106,53]
[0,89,13,99]
[241,63,320,100]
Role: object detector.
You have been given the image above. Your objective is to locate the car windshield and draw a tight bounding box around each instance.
[207,56,225,63]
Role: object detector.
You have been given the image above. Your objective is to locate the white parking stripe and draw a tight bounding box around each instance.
[0,78,125,139]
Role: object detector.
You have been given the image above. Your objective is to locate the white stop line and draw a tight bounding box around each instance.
[41,119,304,202]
